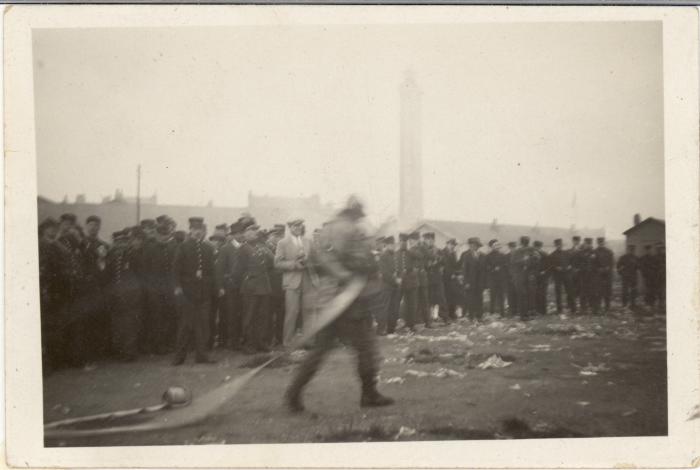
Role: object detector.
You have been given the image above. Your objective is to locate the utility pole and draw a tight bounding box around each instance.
[136,164,141,224]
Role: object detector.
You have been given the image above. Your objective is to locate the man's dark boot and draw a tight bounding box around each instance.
[360,379,395,408]
[361,389,395,408]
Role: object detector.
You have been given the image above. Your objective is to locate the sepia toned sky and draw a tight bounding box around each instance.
[33,22,664,237]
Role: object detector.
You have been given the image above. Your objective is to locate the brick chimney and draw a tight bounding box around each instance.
[633,213,641,226]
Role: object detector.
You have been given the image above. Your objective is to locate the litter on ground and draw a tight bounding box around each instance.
[395,426,417,440]
[477,354,513,370]
[404,368,466,379]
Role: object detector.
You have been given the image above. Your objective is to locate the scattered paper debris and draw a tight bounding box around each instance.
[622,409,638,417]
[394,426,417,440]
[405,369,429,378]
[509,384,521,390]
[385,376,406,384]
[531,344,552,352]
[576,401,590,407]
[570,332,596,340]
[404,368,466,379]
[477,354,513,370]
[574,362,610,376]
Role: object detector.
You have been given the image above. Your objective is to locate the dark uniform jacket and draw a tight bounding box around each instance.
[81,236,109,288]
[579,248,597,275]
[39,239,70,313]
[142,239,177,290]
[215,242,241,293]
[266,238,285,297]
[58,234,85,298]
[568,247,585,275]
[395,247,419,289]
[105,244,143,298]
[546,248,569,277]
[511,246,541,277]
[594,246,614,274]
[425,246,445,285]
[235,241,274,296]
[379,248,398,288]
[484,250,509,285]
[639,254,658,280]
[442,248,459,282]
[460,249,485,288]
[412,245,429,287]
[173,238,216,301]
[617,253,639,280]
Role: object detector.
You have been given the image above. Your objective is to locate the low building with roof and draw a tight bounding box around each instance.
[622,214,665,251]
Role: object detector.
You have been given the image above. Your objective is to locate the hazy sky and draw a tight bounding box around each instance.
[33,22,664,236]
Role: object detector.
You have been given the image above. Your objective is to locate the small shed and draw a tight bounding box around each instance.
[622,217,665,250]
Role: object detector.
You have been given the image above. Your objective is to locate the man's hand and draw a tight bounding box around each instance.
[174,287,184,297]
[218,288,225,297]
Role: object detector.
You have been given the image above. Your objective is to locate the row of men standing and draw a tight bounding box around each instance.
[38,211,334,371]
[372,233,666,332]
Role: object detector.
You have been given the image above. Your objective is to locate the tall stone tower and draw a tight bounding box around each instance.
[398,70,424,229]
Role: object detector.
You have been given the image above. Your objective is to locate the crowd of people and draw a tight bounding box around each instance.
[37,210,667,376]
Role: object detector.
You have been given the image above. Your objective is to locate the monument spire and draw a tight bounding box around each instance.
[398,69,423,230]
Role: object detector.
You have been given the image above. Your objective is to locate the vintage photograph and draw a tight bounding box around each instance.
[4,5,699,468]
[33,20,670,446]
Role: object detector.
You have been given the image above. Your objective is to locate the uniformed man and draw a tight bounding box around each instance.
[105,229,142,362]
[460,237,485,321]
[533,240,548,315]
[424,232,450,324]
[207,228,227,349]
[639,245,658,308]
[377,236,400,335]
[56,213,88,367]
[442,239,462,320]
[215,222,245,350]
[617,244,639,309]
[396,233,419,333]
[267,224,287,347]
[547,239,573,314]
[38,218,68,374]
[133,220,157,354]
[484,239,508,316]
[594,237,614,312]
[172,217,217,365]
[506,241,519,317]
[413,232,433,328]
[512,236,540,320]
[568,236,584,313]
[142,223,178,354]
[78,215,110,361]
[284,196,394,412]
[235,221,275,353]
[579,238,599,314]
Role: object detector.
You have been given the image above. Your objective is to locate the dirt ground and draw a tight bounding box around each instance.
[43,305,667,446]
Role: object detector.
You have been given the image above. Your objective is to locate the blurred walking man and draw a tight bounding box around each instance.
[285,197,394,412]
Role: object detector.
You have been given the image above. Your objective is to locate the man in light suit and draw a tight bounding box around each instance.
[275,219,318,346]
